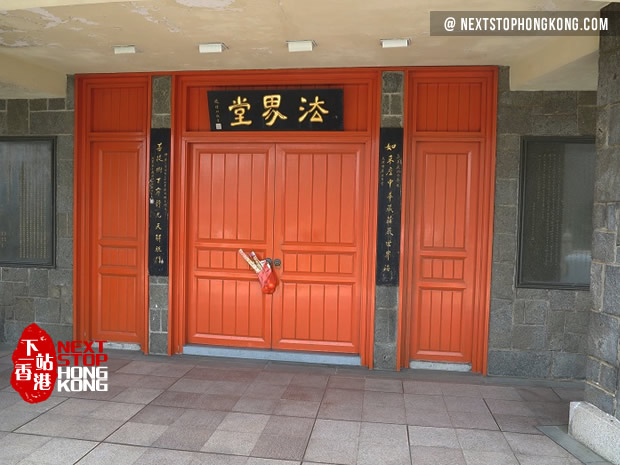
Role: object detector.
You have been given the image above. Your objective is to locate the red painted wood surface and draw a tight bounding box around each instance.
[272,143,365,353]
[186,143,275,348]
[172,69,380,365]
[91,140,147,343]
[75,76,150,348]
[185,142,366,353]
[409,141,481,363]
[400,67,497,373]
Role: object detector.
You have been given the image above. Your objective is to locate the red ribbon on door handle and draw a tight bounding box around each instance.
[238,249,278,294]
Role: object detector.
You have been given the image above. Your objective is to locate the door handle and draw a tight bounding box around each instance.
[273,258,281,268]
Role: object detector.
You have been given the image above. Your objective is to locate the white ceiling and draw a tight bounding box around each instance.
[0,0,608,98]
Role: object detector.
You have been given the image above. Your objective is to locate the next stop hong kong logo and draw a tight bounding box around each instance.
[10,323,109,404]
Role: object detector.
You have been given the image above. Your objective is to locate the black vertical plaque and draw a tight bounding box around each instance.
[148,128,170,276]
[376,128,403,286]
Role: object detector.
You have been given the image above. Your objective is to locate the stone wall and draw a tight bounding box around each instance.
[0,77,74,344]
[488,67,596,379]
[373,71,404,369]
[148,75,172,355]
[585,2,620,419]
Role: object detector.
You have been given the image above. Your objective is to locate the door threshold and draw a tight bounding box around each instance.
[183,345,361,366]
[410,360,472,372]
[103,342,141,351]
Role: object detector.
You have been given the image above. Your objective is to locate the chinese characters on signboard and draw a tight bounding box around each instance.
[207,89,344,131]
[148,128,170,276]
[376,128,403,286]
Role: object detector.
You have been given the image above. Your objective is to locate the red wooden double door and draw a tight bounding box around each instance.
[185,141,369,354]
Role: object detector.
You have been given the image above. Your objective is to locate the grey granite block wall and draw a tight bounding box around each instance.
[149,75,172,355]
[488,66,596,379]
[0,76,75,344]
[585,3,620,419]
[374,72,403,370]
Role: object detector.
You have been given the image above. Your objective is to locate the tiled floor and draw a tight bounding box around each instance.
[0,346,598,464]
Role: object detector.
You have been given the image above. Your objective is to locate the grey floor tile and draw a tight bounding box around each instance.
[358,423,410,465]
[75,443,146,465]
[516,387,561,402]
[130,405,186,426]
[0,433,52,465]
[63,417,125,441]
[152,425,215,451]
[251,434,308,461]
[362,391,406,424]
[305,419,361,464]
[251,459,300,465]
[134,375,178,390]
[449,411,499,430]
[217,412,270,434]
[404,394,447,413]
[327,376,365,391]
[252,371,294,386]
[191,452,249,465]
[207,381,250,396]
[233,397,278,414]
[152,390,204,409]
[485,399,535,417]
[111,388,164,404]
[406,410,453,428]
[408,426,460,449]
[515,454,583,465]
[444,396,490,414]
[105,421,168,446]
[132,447,196,465]
[262,415,314,438]
[461,450,519,465]
[172,409,227,428]
[275,399,320,418]
[87,401,144,421]
[456,429,512,453]
[364,378,403,393]
[168,378,212,394]
[197,394,241,411]
[478,386,522,401]
[403,381,445,395]
[244,382,289,400]
[281,386,325,403]
[18,437,97,464]
[202,430,261,455]
[493,414,543,435]
[441,384,483,398]
[289,374,329,389]
[410,446,466,465]
[503,432,572,457]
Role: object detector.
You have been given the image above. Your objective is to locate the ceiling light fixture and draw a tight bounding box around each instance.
[199,42,227,53]
[287,40,316,52]
[380,38,411,49]
[113,45,136,55]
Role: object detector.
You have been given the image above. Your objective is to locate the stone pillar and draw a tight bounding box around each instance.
[148,75,172,355]
[374,72,403,369]
[570,5,620,465]
[584,2,620,420]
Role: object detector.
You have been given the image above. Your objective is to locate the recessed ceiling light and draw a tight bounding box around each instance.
[199,42,227,53]
[380,38,411,49]
[113,45,136,55]
[287,40,316,52]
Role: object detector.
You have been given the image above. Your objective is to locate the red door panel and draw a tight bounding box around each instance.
[271,144,365,353]
[186,144,275,348]
[409,141,481,363]
[91,141,147,343]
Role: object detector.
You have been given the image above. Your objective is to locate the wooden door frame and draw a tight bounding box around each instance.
[169,69,381,367]
[397,66,498,374]
[74,74,152,351]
